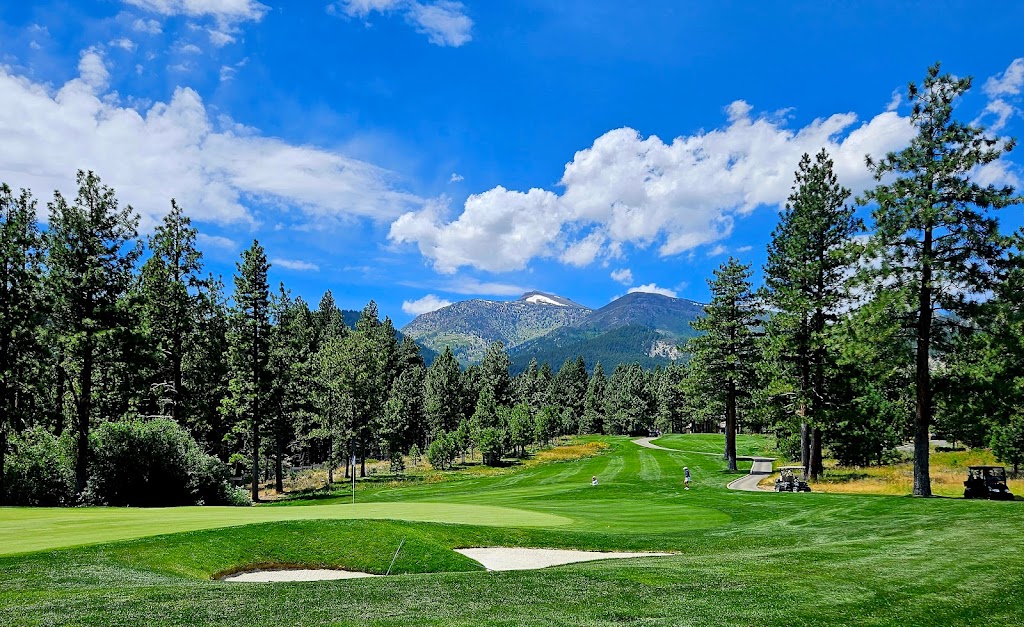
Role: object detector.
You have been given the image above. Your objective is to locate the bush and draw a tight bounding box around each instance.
[427,433,454,470]
[88,418,248,507]
[2,427,74,506]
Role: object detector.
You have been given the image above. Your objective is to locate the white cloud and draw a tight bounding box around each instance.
[407,1,472,47]
[208,29,236,46]
[177,42,202,54]
[109,37,138,52]
[29,41,42,50]
[390,100,916,274]
[123,0,268,23]
[439,278,528,296]
[77,48,110,91]
[133,18,163,34]
[330,0,472,47]
[706,244,728,257]
[449,172,463,182]
[559,231,605,267]
[0,52,422,231]
[402,293,452,315]
[272,258,320,271]
[979,99,1017,133]
[984,58,1024,98]
[197,233,237,250]
[219,65,235,81]
[610,268,633,285]
[628,283,677,298]
[735,245,753,253]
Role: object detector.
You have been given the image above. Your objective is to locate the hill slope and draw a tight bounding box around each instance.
[400,293,592,364]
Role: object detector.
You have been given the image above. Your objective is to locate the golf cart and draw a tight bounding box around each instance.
[963,466,1014,500]
[775,466,812,492]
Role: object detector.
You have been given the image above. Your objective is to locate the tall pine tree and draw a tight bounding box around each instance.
[47,171,141,494]
[762,149,859,479]
[223,241,271,501]
[687,258,761,471]
[859,64,1020,496]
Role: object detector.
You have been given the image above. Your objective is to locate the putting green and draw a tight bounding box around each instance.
[0,502,570,556]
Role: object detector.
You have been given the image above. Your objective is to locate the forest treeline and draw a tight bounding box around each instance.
[2,64,1023,506]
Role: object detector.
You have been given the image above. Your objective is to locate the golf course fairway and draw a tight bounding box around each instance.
[2,435,1022,626]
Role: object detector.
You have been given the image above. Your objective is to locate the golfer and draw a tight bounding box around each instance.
[592,475,599,486]
[683,467,691,490]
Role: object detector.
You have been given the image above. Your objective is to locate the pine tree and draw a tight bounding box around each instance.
[582,361,607,434]
[479,341,513,407]
[46,171,142,494]
[183,274,231,458]
[687,258,761,470]
[762,149,859,479]
[859,63,1020,496]
[139,200,203,422]
[0,185,45,504]
[222,241,271,501]
[424,347,462,439]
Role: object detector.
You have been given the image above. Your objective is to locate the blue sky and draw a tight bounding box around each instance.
[1,1,1023,326]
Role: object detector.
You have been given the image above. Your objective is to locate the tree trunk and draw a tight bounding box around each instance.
[274,432,284,493]
[75,336,93,495]
[914,226,934,497]
[800,416,810,478]
[55,358,65,436]
[725,380,737,471]
[360,440,366,478]
[810,427,823,480]
[0,421,7,505]
[250,354,260,504]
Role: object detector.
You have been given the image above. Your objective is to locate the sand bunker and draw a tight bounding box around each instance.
[220,569,380,582]
[455,547,673,571]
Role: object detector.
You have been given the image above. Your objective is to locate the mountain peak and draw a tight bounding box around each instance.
[517,291,587,308]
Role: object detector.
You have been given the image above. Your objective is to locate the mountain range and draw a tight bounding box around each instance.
[400,291,705,371]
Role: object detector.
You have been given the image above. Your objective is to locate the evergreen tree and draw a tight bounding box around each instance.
[551,356,587,433]
[46,171,142,494]
[183,275,231,458]
[654,363,687,434]
[582,362,607,434]
[604,363,654,436]
[424,347,462,439]
[479,341,513,407]
[0,185,45,503]
[139,200,203,422]
[762,149,859,479]
[222,241,271,501]
[687,258,761,470]
[859,64,1020,496]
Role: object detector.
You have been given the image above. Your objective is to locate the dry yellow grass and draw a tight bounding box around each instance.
[533,440,609,462]
[759,449,1023,497]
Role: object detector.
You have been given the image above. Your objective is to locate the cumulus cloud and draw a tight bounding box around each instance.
[272,258,320,271]
[122,0,269,23]
[610,268,633,285]
[402,293,452,315]
[133,18,163,34]
[197,233,237,250]
[628,283,677,298]
[984,58,1024,98]
[0,51,422,231]
[329,0,473,47]
[390,100,916,273]
[449,172,463,182]
[977,59,1024,133]
[109,38,138,52]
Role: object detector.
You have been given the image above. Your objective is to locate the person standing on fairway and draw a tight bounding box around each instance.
[683,467,691,490]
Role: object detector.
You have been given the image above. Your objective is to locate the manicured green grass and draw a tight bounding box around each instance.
[2,435,1022,626]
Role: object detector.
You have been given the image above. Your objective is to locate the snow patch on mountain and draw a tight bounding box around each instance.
[525,294,567,306]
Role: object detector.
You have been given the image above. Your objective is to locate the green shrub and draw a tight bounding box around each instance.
[2,427,74,506]
[87,418,248,507]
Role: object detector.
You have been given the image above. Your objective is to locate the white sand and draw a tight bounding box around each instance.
[455,547,673,571]
[220,569,380,582]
